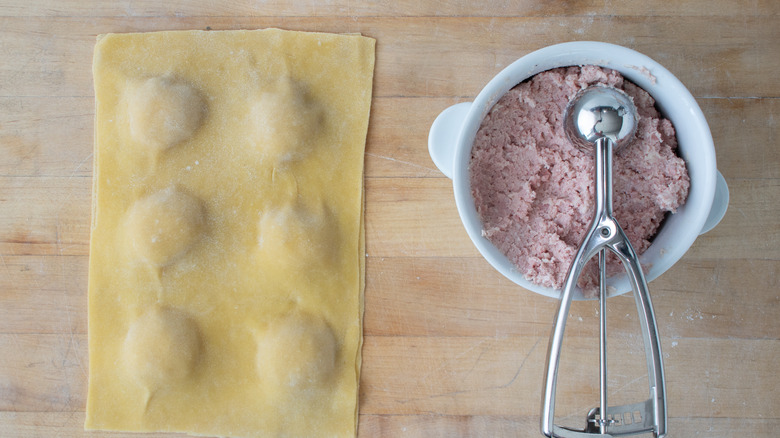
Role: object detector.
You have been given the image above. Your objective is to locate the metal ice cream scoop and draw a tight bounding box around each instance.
[541,85,667,438]
[564,84,638,152]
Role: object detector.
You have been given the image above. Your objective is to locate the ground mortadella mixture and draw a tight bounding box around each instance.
[469,65,689,296]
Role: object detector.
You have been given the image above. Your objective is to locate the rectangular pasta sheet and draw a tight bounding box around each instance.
[86,29,374,437]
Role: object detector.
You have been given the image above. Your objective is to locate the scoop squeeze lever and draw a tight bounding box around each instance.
[541,85,667,438]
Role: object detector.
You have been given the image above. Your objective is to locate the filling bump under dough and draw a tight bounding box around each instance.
[86,29,374,438]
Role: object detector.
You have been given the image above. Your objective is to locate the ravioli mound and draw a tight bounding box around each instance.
[127,75,207,151]
[123,306,202,389]
[124,186,206,267]
[255,312,338,391]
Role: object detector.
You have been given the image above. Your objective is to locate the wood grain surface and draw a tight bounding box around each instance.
[1,1,778,437]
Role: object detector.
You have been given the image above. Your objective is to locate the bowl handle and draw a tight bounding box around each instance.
[428,102,471,179]
[700,170,729,234]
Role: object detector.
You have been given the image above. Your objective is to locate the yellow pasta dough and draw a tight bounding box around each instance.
[86,29,374,438]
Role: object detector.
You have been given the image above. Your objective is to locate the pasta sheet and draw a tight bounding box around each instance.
[86,28,374,437]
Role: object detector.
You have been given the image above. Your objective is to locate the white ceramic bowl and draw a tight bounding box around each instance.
[428,41,729,300]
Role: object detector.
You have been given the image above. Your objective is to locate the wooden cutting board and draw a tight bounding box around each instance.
[1,1,779,436]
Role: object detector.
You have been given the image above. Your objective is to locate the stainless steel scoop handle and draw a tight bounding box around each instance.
[540,137,667,438]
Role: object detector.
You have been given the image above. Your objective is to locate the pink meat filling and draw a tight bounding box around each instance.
[469,66,689,296]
